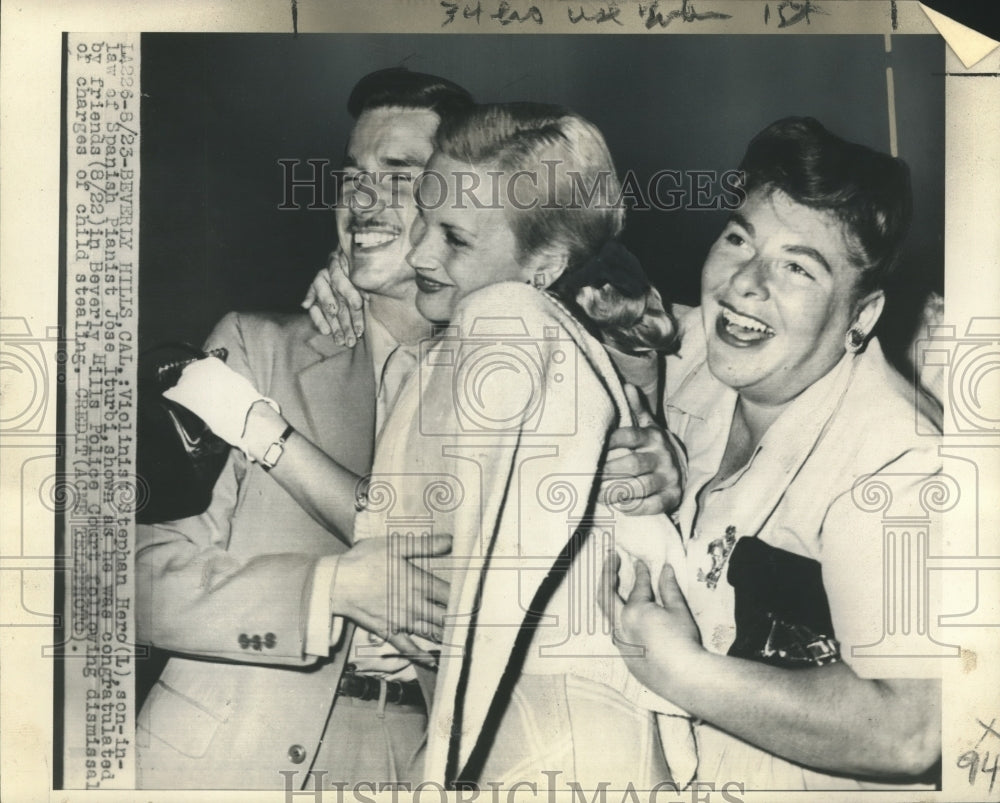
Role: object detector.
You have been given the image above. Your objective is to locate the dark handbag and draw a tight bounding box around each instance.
[135,343,232,524]
[726,536,841,668]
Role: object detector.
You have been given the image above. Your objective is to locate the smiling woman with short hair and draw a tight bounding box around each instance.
[603,117,943,791]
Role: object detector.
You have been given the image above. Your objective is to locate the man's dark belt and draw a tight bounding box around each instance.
[338,667,424,707]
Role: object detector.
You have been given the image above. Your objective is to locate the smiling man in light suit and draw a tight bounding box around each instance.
[134,68,474,791]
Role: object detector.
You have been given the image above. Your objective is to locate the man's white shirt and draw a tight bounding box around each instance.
[304,312,419,658]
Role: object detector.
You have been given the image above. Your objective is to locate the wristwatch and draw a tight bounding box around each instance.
[260,424,295,471]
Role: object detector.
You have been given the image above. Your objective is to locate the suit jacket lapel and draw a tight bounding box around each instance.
[296,332,376,477]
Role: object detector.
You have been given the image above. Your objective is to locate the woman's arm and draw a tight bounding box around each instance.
[163,356,361,541]
[601,556,941,779]
[241,400,361,541]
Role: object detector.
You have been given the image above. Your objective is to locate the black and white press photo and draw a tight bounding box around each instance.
[1,3,998,803]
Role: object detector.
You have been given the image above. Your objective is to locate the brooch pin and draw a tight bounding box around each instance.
[697,525,737,589]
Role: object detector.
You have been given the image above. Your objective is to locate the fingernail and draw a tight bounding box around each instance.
[354,325,363,337]
[346,335,356,347]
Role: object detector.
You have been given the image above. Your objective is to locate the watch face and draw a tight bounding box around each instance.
[262,441,283,468]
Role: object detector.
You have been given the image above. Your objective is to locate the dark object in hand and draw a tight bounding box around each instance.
[136,343,231,524]
[726,536,840,668]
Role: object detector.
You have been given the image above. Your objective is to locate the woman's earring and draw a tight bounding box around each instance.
[846,328,866,353]
[532,270,547,289]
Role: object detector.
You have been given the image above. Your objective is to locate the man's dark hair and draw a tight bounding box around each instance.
[347,67,473,122]
[739,116,913,293]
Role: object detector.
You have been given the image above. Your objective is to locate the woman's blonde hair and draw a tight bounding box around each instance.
[435,102,677,353]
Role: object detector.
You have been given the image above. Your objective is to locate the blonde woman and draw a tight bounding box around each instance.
[165,103,692,788]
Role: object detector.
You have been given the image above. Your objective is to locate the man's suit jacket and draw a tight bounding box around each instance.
[135,311,376,790]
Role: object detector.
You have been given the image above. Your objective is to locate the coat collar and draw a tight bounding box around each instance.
[668,342,860,545]
[295,329,376,477]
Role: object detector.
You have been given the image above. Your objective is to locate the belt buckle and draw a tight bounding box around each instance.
[339,668,421,707]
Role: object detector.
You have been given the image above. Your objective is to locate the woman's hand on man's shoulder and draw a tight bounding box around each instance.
[301,248,367,346]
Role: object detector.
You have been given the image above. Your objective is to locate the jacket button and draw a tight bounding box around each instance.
[288,744,307,764]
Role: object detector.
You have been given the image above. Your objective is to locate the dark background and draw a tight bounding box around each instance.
[140,33,944,370]
[135,32,943,705]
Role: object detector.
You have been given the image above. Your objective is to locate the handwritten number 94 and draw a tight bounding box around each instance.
[958,750,999,794]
